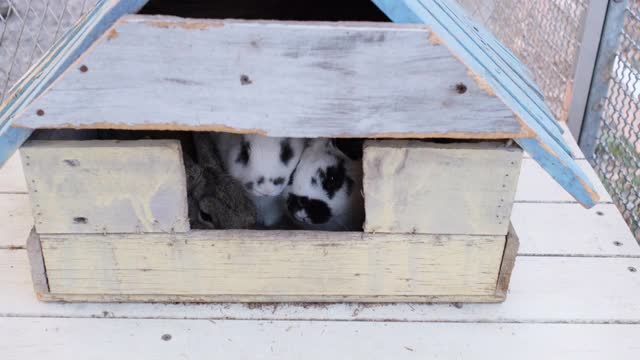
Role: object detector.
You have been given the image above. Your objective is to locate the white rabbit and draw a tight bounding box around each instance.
[284,138,364,231]
[213,133,305,228]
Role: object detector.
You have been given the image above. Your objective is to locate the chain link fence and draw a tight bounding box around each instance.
[0,0,96,103]
[457,0,640,240]
[456,0,589,122]
[590,1,640,240]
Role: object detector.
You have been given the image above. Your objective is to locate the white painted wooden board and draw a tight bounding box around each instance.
[39,230,505,298]
[20,140,189,234]
[559,122,586,159]
[2,250,640,323]
[13,16,524,139]
[512,203,640,256]
[0,194,32,249]
[0,153,27,193]
[0,165,633,257]
[516,158,612,203]
[3,196,633,257]
[364,140,522,235]
[2,318,639,360]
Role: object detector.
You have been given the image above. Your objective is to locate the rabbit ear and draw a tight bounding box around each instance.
[331,138,364,161]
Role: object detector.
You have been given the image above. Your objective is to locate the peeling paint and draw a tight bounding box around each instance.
[107,28,119,40]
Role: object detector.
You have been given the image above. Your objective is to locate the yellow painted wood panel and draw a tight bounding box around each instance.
[40,230,505,298]
[363,141,522,235]
[20,140,189,234]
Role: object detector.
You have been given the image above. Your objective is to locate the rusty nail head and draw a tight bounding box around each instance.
[79,65,88,73]
[36,109,45,116]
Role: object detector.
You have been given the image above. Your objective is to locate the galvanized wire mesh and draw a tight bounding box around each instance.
[2,0,637,238]
[455,0,589,122]
[0,0,96,103]
[591,1,640,240]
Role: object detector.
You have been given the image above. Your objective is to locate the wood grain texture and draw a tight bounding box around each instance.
[370,0,599,208]
[512,203,639,256]
[372,0,566,151]
[0,194,33,249]
[5,196,637,258]
[38,230,506,300]
[20,140,188,234]
[0,152,27,193]
[517,137,599,208]
[524,122,585,160]
[363,140,522,235]
[0,0,149,167]
[34,293,504,304]
[12,16,524,139]
[34,227,518,304]
[4,318,640,360]
[0,127,31,170]
[25,229,48,296]
[516,159,612,203]
[495,225,519,298]
[4,249,640,321]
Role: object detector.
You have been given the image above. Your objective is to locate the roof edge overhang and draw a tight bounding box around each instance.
[0,0,149,165]
[371,0,599,208]
[0,0,599,208]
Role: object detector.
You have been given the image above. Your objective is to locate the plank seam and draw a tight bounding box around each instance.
[0,314,638,325]
[514,200,614,204]
[518,253,640,258]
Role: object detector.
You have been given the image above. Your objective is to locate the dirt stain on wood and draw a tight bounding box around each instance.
[107,28,119,40]
[145,21,224,30]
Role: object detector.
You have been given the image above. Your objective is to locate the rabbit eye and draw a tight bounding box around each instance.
[199,209,213,223]
[320,161,346,200]
[235,138,251,166]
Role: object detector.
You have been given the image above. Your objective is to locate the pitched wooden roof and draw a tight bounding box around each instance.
[0,0,598,207]
[0,0,148,169]
[372,0,599,208]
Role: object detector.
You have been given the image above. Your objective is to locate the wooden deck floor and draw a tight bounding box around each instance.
[1,126,639,359]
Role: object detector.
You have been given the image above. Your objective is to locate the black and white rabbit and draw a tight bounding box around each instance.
[285,138,364,231]
[213,133,305,228]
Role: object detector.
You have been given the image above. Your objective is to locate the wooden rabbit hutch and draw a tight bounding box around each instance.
[0,0,598,303]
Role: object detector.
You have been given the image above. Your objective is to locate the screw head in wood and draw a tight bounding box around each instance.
[240,74,252,85]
